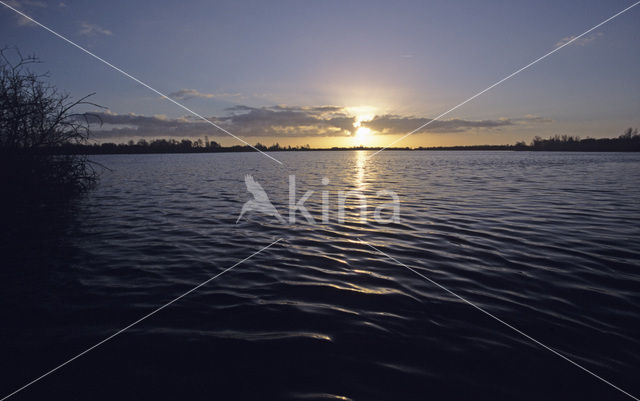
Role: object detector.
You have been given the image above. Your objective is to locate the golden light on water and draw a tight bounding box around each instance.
[355,149,366,191]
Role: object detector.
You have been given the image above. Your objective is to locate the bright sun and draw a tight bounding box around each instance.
[352,108,375,146]
[355,126,372,141]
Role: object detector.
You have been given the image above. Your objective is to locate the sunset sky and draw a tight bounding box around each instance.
[1,0,639,147]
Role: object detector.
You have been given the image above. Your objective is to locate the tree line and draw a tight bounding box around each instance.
[519,130,640,151]
[53,129,640,154]
[54,139,313,154]
[417,130,640,152]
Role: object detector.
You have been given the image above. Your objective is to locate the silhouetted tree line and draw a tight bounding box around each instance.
[522,130,640,151]
[415,129,640,152]
[1,47,101,200]
[49,130,640,155]
[54,139,314,154]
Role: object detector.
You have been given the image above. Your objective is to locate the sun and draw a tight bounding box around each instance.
[355,126,372,141]
[351,107,376,146]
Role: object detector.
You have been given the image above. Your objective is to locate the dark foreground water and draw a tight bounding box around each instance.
[1,151,640,401]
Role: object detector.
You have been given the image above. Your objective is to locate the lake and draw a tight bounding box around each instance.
[1,151,639,400]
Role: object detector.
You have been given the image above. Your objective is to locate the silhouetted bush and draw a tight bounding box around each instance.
[0,47,101,201]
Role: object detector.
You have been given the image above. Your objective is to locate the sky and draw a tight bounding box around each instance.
[1,0,639,147]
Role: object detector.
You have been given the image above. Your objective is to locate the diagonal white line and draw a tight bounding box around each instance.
[367,0,640,159]
[0,238,283,401]
[0,1,283,165]
[358,238,639,401]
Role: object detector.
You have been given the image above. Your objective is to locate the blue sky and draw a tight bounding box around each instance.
[1,0,639,147]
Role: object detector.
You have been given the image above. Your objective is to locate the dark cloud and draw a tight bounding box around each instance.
[362,114,548,134]
[219,105,355,136]
[89,106,549,139]
[89,112,219,138]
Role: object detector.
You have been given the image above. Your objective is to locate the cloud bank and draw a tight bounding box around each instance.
[89,105,549,139]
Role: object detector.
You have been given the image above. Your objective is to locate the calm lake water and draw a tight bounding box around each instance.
[2,151,640,400]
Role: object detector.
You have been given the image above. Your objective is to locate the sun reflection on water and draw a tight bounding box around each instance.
[355,150,366,191]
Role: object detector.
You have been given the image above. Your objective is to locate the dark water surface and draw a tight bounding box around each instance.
[2,151,639,400]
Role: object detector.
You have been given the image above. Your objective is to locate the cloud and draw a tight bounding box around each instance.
[89,105,355,138]
[511,115,552,124]
[6,0,47,8]
[4,0,47,26]
[167,88,242,100]
[361,115,520,134]
[78,22,113,36]
[87,106,549,139]
[555,32,603,48]
[88,112,208,138]
[361,115,551,135]
[219,105,356,137]
[16,15,36,26]
[169,89,216,100]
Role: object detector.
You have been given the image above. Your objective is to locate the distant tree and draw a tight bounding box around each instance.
[0,47,103,198]
[268,142,281,151]
[620,127,638,139]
